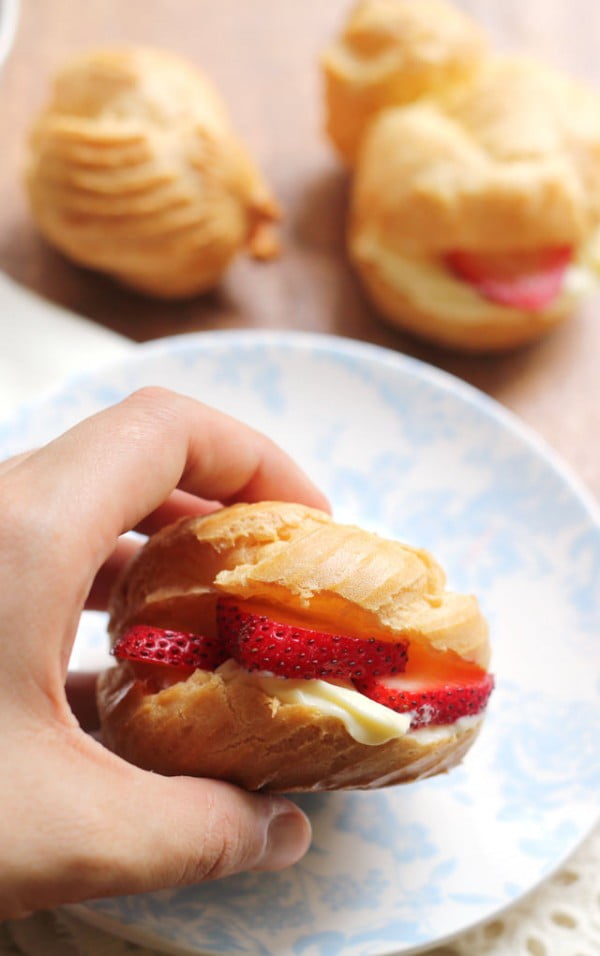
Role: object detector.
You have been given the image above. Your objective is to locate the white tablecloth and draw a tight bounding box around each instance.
[0,272,597,955]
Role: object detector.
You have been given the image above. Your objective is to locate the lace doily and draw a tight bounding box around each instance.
[1,823,598,956]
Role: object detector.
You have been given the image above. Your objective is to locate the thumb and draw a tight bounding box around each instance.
[62,740,311,903]
[8,733,312,917]
[101,767,313,894]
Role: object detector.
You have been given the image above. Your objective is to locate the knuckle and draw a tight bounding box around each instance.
[177,797,261,885]
[125,385,174,410]
[189,840,233,884]
[123,386,182,425]
[118,387,186,445]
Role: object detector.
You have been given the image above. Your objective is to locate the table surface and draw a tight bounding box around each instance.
[1,0,599,503]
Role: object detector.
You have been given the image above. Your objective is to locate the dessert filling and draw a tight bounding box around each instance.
[112,598,494,742]
[215,658,413,746]
[445,246,573,310]
[352,231,597,321]
[113,598,494,743]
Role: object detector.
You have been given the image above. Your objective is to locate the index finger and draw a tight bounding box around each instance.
[9,387,330,567]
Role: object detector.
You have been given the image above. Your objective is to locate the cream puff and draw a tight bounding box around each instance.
[349,57,600,351]
[97,501,493,792]
[24,48,279,298]
[321,0,488,165]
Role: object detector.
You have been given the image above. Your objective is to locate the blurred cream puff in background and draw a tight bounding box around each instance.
[25,47,280,299]
[323,0,600,351]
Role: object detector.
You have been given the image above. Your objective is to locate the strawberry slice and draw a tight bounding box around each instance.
[355,671,495,729]
[445,246,572,311]
[113,625,227,671]
[217,599,409,681]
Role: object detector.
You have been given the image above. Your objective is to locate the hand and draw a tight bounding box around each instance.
[0,387,328,919]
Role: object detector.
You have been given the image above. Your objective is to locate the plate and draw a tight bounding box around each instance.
[1,330,598,956]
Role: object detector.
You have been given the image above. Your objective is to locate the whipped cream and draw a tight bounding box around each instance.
[409,713,481,744]
[216,659,412,746]
[353,234,597,319]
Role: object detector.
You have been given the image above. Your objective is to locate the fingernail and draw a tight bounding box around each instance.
[258,805,312,871]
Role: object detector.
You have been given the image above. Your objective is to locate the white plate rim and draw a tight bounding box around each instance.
[5,327,597,527]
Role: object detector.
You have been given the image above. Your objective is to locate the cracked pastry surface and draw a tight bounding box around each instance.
[25,47,279,298]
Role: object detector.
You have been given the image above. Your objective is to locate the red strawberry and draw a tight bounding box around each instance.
[355,672,495,729]
[217,599,408,681]
[113,625,227,671]
[445,246,572,311]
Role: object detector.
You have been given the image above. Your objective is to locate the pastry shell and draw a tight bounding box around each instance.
[98,501,491,792]
[25,48,279,298]
[322,0,487,164]
[98,661,482,792]
[349,57,600,350]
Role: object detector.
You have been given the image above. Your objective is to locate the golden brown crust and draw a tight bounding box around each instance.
[24,48,279,298]
[321,0,487,164]
[99,501,490,791]
[350,58,600,256]
[97,660,481,792]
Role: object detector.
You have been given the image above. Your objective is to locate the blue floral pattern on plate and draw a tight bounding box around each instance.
[1,331,598,956]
